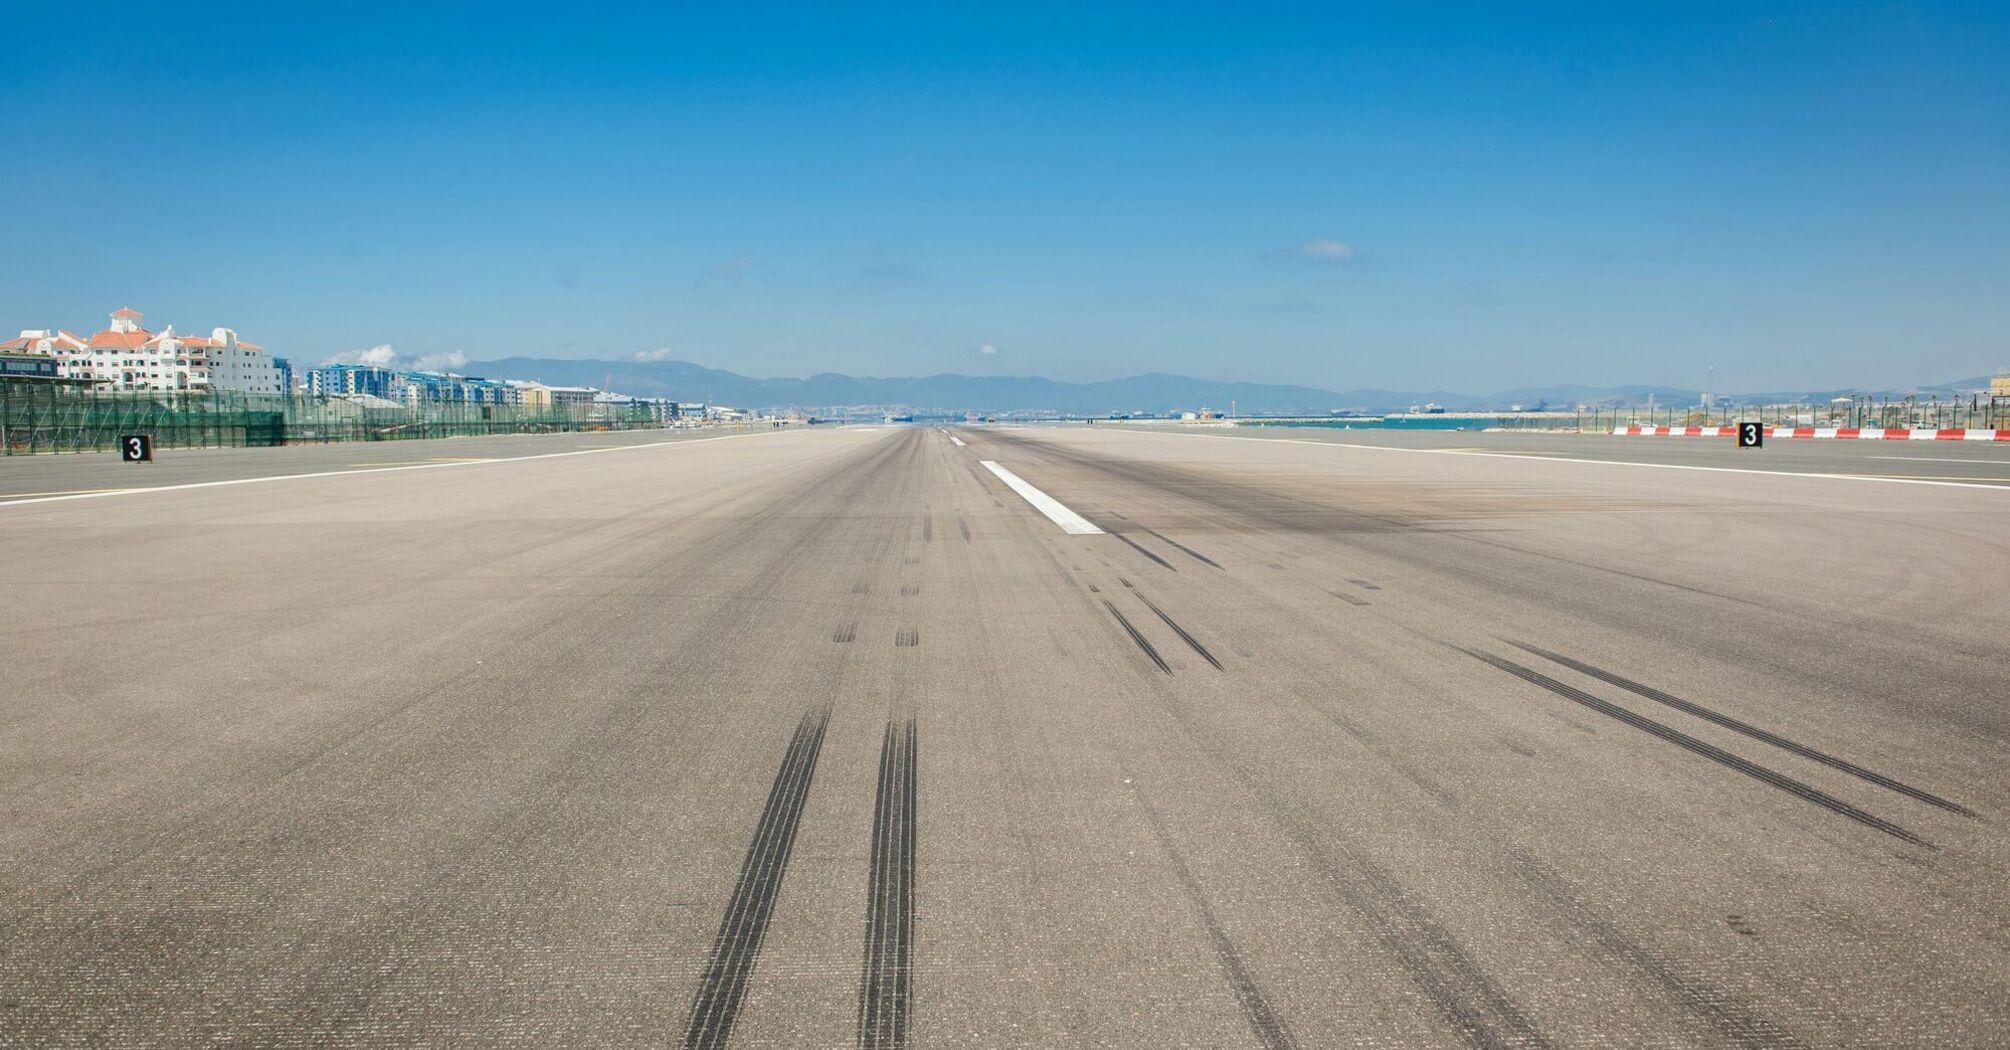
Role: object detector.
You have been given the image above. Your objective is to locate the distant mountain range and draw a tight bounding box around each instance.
[464,357,1995,415]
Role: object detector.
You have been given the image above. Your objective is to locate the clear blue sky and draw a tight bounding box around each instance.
[4,2,2006,392]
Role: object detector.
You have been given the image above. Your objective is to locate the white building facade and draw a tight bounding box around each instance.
[48,308,283,395]
[2,328,88,356]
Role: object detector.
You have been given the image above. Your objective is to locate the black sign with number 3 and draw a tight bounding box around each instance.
[120,434,153,462]
[1737,422,1764,448]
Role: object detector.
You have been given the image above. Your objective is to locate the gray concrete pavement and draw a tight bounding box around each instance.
[1103,421,2010,485]
[2,424,2005,1047]
[0,426,797,504]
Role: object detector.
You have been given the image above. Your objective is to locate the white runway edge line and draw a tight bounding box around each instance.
[1122,429,2010,492]
[0,431,784,509]
[980,460,1104,535]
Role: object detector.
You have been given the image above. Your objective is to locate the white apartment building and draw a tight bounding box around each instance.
[46,308,284,395]
[504,381,597,409]
[2,328,88,356]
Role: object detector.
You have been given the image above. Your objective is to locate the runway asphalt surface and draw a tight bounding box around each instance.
[2,424,2005,1047]
[1108,422,2010,486]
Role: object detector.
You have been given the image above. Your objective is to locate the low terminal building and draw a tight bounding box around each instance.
[0,350,63,381]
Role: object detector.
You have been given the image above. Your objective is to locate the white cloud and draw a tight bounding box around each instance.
[978,344,998,355]
[411,350,468,373]
[632,347,678,362]
[320,343,400,367]
[1294,239,1354,259]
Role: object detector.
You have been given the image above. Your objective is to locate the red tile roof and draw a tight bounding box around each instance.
[2,331,88,352]
[87,328,150,349]
[112,307,142,318]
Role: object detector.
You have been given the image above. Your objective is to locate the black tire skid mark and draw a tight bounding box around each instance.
[1131,784,1300,1050]
[1463,649,1928,847]
[1508,642,1974,818]
[1137,523,1224,569]
[1111,530,1178,572]
[1103,599,1172,674]
[682,707,834,1050]
[1134,593,1224,670]
[857,720,918,1050]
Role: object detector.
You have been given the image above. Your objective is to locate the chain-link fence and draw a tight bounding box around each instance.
[1574,398,2009,433]
[1,383,680,455]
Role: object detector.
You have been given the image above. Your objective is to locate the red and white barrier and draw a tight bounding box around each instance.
[1611,426,2009,441]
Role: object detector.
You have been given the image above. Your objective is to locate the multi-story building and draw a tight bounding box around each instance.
[543,385,598,407]
[3,328,89,359]
[303,363,398,398]
[35,308,282,395]
[590,390,679,422]
[635,396,681,422]
[191,327,281,395]
[393,371,512,405]
[309,364,514,405]
[504,380,549,409]
[503,382,597,410]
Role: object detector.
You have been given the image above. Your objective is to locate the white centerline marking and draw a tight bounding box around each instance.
[948,434,967,447]
[980,460,1104,534]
